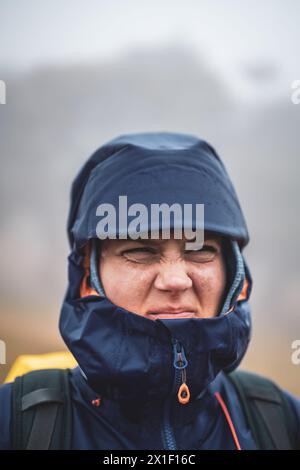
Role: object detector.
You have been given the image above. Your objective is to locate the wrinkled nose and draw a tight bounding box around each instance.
[154,263,193,292]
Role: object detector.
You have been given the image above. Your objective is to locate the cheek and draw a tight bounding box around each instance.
[191,260,226,298]
[99,258,154,302]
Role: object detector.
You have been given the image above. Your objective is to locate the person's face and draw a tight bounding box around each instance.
[99,231,226,320]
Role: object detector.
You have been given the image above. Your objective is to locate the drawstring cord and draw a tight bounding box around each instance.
[214,392,242,450]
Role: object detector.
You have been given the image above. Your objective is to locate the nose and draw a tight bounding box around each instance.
[154,262,193,293]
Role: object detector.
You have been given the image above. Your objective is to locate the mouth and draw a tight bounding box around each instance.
[146,311,198,320]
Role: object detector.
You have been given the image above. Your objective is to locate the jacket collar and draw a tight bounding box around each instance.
[60,249,252,406]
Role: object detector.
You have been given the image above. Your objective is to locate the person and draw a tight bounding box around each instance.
[1,131,300,450]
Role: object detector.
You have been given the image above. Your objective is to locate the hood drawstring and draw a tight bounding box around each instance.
[214,392,242,450]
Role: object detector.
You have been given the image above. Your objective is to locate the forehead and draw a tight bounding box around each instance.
[100,229,223,250]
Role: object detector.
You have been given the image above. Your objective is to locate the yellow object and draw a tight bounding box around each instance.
[4,351,77,383]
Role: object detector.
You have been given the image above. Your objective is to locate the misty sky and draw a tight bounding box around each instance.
[1,0,300,102]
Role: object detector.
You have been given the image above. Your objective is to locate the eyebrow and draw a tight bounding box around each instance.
[121,239,168,247]
[119,235,221,247]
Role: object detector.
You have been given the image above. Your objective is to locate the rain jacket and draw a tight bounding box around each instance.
[1,132,300,450]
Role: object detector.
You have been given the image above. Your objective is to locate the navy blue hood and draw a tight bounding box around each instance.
[59,132,252,406]
[67,132,249,250]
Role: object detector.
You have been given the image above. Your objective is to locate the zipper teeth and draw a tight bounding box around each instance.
[174,368,182,392]
[161,367,180,450]
[162,400,177,450]
[161,339,185,450]
[162,397,177,450]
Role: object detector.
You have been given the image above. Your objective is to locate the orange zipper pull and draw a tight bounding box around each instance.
[178,382,190,405]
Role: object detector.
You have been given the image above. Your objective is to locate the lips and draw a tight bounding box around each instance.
[146,311,198,320]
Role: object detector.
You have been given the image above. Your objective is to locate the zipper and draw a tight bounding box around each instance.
[161,339,190,450]
[172,340,190,405]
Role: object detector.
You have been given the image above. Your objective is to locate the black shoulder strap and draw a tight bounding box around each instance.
[227,369,298,450]
[12,368,72,450]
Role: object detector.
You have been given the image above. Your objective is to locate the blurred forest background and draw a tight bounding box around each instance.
[0,0,299,394]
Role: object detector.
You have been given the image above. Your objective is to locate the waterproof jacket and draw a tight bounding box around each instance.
[1,132,300,450]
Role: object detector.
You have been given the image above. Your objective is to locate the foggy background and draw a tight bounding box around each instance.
[0,0,299,393]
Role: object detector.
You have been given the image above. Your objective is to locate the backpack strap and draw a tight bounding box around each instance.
[12,368,72,450]
[227,369,298,450]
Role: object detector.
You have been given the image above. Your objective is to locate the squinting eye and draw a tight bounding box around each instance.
[122,247,159,263]
[184,245,217,262]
